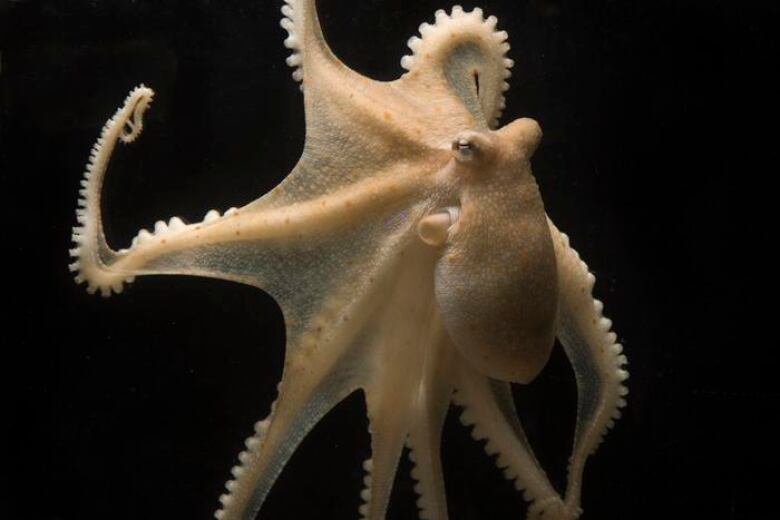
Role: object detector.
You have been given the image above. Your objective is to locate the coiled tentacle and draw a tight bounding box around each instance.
[67,86,275,296]
[69,85,153,296]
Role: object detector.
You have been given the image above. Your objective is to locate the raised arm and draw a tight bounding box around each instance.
[69,86,428,301]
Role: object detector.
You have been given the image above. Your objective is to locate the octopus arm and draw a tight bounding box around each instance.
[547,220,629,515]
[278,0,442,190]
[214,239,410,520]
[68,3,626,520]
[70,87,457,520]
[355,244,453,520]
[453,362,569,519]
[279,0,334,87]
[403,334,456,520]
[213,237,444,520]
[69,86,430,307]
[215,242,456,520]
[216,357,356,520]
[394,5,515,130]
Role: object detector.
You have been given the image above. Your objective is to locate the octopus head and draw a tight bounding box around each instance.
[450,117,542,170]
[420,117,557,384]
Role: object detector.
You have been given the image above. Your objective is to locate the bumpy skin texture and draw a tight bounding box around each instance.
[68,2,628,519]
[434,122,558,384]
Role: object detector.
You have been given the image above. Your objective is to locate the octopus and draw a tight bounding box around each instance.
[68,2,628,519]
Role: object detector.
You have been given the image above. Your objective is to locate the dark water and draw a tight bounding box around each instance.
[4,1,776,519]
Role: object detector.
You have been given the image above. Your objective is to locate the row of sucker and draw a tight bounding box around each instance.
[552,227,629,519]
[400,5,514,128]
[68,84,246,298]
[69,85,153,297]
[214,387,279,520]
[406,442,438,520]
[559,231,629,454]
[452,387,572,519]
[120,207,239,251]
[71,205,240,296]
[280,0,304,89]
[454,401,533,495]
[357,457,374,520]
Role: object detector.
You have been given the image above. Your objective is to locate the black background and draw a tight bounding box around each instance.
[3,1,777,519]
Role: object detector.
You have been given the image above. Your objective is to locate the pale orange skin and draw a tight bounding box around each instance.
[69,2,628,519]
[434,121,558,384]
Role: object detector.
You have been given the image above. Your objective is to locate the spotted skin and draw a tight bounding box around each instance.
[69,2,627,519]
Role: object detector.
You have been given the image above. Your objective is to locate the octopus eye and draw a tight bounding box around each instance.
[452,137,475,161]
[451,130,494,164]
